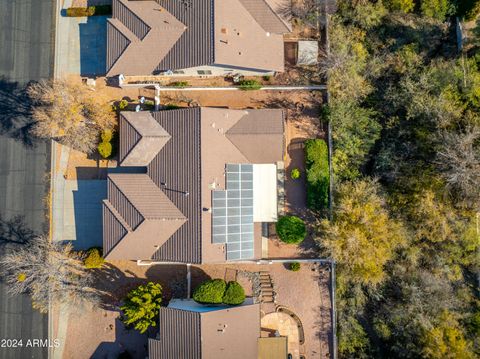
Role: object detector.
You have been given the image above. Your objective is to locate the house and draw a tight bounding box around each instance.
[106,0,291,77]
[148,299,288,359]
[102,107,285,263]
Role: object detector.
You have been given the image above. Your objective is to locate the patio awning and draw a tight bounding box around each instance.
[253,164,278,222]
[258,337,288,359]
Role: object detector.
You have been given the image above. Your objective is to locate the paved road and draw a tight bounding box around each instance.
[0,0,54,358]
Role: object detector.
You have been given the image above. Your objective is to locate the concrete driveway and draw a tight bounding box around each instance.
[55,0,108,77]
[61,180,106,250]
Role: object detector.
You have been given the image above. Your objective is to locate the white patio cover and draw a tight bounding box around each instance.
[253,164,278,222]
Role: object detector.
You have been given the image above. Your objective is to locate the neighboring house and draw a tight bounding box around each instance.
[106,0,291,77]
[148,299,288,359]
[103,107,285,263]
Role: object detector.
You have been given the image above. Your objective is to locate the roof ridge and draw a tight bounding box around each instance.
[108,176,146,223]
[103,199,133,233]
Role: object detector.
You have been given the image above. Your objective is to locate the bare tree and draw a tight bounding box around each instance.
[436,126,480,207]
[27,79,116,153]
[0,236,98,312]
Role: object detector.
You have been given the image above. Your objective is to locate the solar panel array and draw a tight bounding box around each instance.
[212,164,254,260]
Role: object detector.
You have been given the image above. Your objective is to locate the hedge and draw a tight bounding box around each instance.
[222,281,246,305]
[276,216,306,244]
[193,279,245,305]
[84,247,104,269]
[193,279,226,304]
[305,139,329,210]
[65,5,112,17]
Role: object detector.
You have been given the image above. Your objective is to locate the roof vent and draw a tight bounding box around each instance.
[266,32,270,37]
[221,28,227,34]
[211,122,216,128]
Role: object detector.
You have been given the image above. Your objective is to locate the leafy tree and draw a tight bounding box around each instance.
[222,281,245,305]
[276,216,307,244]
[319,180,406,287]
[27,79,116,153]
[0,236,97,313]
[327,101,380,181]
[192,279,226,304]
[120,282,162,334]
[420,0,451,20]
[384,0,415,12]
[421,311,475,359]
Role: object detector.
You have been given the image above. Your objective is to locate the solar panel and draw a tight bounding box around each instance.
[211,164,255,260]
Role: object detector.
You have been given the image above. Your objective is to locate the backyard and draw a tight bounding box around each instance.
[50,261,333,359]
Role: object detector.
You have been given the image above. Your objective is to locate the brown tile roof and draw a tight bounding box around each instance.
[103,173,187,260]
[149,302,260,359]
[106,0,290,76]
[103,108,284,263]
[148,308,201,359]
[226,109,285,163]
[119,112,171,167]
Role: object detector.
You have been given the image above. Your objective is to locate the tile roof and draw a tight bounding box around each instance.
[103,173,187,260]
[148,302,260,359]
[103,108,285,263]
[106,0,290,76]
[119,112,171,167]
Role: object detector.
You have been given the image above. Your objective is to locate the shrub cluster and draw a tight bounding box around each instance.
[84,247,104,269]
[305,139,329,210]
[65,5,112,17]
[193,279,246,305]
[98,129,114,159]
[276,216,307,244]
[457,0,480,20]
[238,79,262,91]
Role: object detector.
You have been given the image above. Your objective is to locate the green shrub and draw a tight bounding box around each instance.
[101,129,113,142]
[167,81,188,88]
[238,79,262,91]
[222,281,246,305]
[120,282,162,334]
[84,247,104,269]
[65,5,112,17]
[291,168,301,180]
[118,99,129,111]
[98,141,112,159]
[305,139,329,210]
[276,216,306,244]
[193,279,226,304]
[289,262,301,271]
[262,75,271,81]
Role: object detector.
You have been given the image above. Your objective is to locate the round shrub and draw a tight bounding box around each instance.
[84,247,104,269]
[222,281,246,305]
[238,79,262,91]
[98,141,112,159]
[193,279,226,304]
[276,216,306,244]
[289,262,301,271]
[291,168,301,180]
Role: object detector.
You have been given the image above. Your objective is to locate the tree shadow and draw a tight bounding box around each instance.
[90,317,148,359]
[0,214,36,247]
[0,77,40,147]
